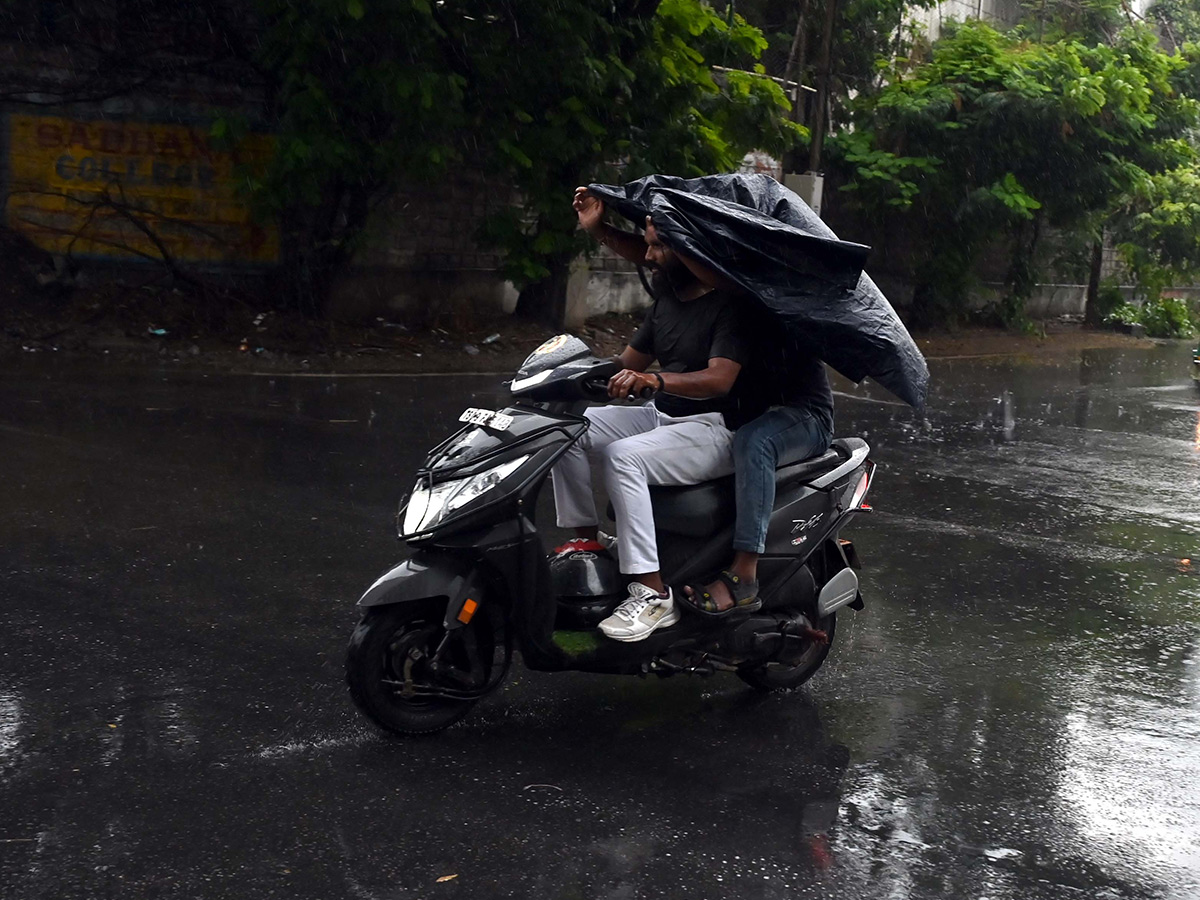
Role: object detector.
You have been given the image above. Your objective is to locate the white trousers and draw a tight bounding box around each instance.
[551,404,735,575]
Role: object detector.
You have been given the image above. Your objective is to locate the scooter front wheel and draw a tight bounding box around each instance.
[346,602,494,736]
[737,611,836,692]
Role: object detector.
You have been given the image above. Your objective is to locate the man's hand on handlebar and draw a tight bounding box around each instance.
[608,369,659,401]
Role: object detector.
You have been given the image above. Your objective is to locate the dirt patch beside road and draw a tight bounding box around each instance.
[915,324,1160,360]
[0,260,1166,376]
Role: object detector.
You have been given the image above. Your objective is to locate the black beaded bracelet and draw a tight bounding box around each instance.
[655,373,665,392]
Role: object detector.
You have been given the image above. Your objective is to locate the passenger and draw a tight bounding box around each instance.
[679,306,834,616]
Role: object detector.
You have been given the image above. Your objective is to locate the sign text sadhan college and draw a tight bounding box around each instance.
[5,114,278,265]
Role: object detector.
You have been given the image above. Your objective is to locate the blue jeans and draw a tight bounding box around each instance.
[732,406,833,555]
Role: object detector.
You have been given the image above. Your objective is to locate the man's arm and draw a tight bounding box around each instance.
[574,187,647,265]
[676,253,740,294]
[608,358,741,401]
[618,345,654,371]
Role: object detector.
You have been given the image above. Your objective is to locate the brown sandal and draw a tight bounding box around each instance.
[679,570,761,619]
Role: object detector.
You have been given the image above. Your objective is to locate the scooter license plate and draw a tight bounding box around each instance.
[459,407,513,431]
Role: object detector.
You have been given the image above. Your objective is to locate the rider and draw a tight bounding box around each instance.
[552,189,749,642]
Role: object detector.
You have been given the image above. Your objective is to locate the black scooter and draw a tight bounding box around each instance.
[346,335,876,735]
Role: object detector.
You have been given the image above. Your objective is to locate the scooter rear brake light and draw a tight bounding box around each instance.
[848,464,874,510]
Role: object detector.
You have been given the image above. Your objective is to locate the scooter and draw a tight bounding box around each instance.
[346,335,876,735]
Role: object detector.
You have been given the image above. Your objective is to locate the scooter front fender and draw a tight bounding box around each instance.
[357,553,482,621]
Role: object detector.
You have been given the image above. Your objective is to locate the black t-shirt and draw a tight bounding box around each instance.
[732,302,834,431]
[629,288,747,421]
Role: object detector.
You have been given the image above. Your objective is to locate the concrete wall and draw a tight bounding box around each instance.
[328,171,519,323]
[970,282,1092,318]
[564,251,646,327]
[912,0,1022,40]
[912,0,1152,40]
[331,183,659,326]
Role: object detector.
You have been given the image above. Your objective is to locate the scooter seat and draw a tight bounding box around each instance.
[629,447,847,538]
[774,447,843,485]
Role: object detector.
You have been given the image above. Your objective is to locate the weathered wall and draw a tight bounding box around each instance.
[2,110,277,266]
[328,172,517,322]
[911,0,1153,40]
[567,252,646,326]
[329,176,655,326]
[912,0,1022,41]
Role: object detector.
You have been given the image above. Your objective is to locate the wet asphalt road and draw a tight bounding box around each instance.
[1,344,1198,900]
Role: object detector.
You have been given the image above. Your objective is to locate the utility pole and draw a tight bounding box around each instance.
[808,0,839,174]
[784,0,811,123]
[782,0,811,174]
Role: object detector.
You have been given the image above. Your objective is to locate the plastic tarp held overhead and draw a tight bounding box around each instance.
[586,173,929,410]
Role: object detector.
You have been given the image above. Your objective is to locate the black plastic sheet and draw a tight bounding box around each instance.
[586,173,929,410]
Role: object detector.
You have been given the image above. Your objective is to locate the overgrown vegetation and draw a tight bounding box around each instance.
[1105,297,1197,337]
[249,0,804,319]
[2,0,799,320]
[9,0,1200,331]
[825,20,1200,328]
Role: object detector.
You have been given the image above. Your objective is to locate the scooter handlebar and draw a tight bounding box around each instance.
[512,356,655,404]
[579,357,622,402]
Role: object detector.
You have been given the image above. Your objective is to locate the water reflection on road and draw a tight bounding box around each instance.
[0,343,1197,899]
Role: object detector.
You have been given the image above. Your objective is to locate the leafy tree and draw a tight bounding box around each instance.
[733,0,937,170]
[249,0,801,319]
[829,21,1200,327]
[1112,163,1200,301]
[466,0,801,321]
[249,0,471,313]
[1012,0,1126,45]
[1148,0,1200,51]
[3,1,800,321]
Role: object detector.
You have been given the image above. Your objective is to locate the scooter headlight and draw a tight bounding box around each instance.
[401,455,530,536]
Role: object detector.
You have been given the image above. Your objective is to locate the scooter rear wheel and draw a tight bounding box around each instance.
[346,602,494,736]
[736,611,836,692]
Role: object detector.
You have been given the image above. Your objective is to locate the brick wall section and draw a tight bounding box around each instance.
[360,173,640,277]
[359,173,508,273]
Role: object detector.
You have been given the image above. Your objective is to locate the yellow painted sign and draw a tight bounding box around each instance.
[4,114,278,264]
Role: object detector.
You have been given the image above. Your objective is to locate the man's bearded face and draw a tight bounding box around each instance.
[648,250,697,299]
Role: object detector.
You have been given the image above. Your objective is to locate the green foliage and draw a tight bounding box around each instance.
[1104,301,1142,326]
[1105,297,1195,337]
[832,21,1200,328]
[835,130,940,208]
[1113,163,1200,300]
[464,0,801,301]
[1013,0,1125,45]
[243,0,799,315]
[1149,0,1200,51]
[1141,296,1195,337]
[736,0,938,113]
[1095,277,1127,321]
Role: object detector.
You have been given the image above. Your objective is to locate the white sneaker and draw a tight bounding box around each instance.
[598,583,679,642]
